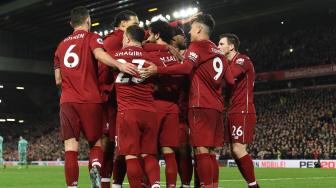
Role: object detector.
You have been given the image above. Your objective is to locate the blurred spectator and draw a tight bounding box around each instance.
[241,25,336,72]
[4,87,336,161]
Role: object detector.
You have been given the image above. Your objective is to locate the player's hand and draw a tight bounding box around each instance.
[168,45,184,61]
[118,63,138,76]
[180,12,203,25]
[139,63,158,78]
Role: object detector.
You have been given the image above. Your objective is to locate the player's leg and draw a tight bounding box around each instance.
[112,155,126,188]
[162,147,177,188]
[101,136,115,188]
[176,122,193,188]
[141,111,160,188]
[64,138,80,188]
[125,155,143,188]
[60,103,81,188]
[117,110,146,188]
[23,151,28,168]
[193,157,201,188]
[189,108,222,187]
[159,113,180,188]
[0,150,3,167]
[101,103,117,188]
[194,147,213,188]
[18,152,22,167]
[228,114,259,188]
[211,115,225,187]
[209,150,219,188]
[231,143,258,187]
[79,103,105,188]
[0,148,3,167]
[176,142,193,188]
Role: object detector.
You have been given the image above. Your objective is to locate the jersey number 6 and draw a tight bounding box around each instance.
[64,45,79,68]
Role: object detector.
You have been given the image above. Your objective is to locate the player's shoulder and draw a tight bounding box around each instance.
[104,29,123,40]
[113,46,145,59]
[88,32,104,44]
[235,53,252,66]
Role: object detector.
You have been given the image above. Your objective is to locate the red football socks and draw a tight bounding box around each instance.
[113,156,127,185]
[89,146,103,169]
[194,159,201,188]
[143,155,160,187]
[177,151,193,186]
[126,158,143,188]
[195,153,213,187]
[64,151,79,187]
[163,153,178,187]
[210,154,219,187]
[235,154,257,186]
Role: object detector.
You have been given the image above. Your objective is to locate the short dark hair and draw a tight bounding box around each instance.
[125,25,145,43]
[149,20,174,44]
[194,14,215,35]
[114,10,138,27]
[172,26,185,37]
[220,33,240,50]
[70,6,90,28]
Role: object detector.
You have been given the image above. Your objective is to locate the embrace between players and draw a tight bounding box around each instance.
[54,6,259,188]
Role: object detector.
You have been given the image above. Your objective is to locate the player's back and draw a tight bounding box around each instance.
[145,45,183,113]
[98,29,125,102]
[186,40,231,112]
[229,53,256,114]
[54,30,103,104]
[113,46,155,112]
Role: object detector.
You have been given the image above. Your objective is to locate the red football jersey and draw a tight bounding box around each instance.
[112,46,157,112]
[228,53,256,114]
[184,40,234,112]
[54,30,104,104]
[144,43,183,114]
[98,29,124,102]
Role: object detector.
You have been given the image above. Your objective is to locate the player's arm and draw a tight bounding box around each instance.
[224,63,235,86]
[140,60,193,78]
[53,51,62,88]
[140,43,199,77]
[169,12,203,27]
[230,63,245,78]
[90,34,138,75]
[54,68,62,88]
[93,48,138,76]
[230,57,250,78]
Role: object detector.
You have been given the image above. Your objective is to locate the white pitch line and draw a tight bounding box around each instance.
[220,176,336,182]
[122,177,336,187]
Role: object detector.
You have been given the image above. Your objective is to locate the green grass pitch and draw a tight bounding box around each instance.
[0,166,335,188]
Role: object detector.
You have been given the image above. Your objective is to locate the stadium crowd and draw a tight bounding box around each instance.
[2,87,335,161]
[219,87,336,160]
[241,25,336,72]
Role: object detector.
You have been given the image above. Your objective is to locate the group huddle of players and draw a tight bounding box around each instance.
[54,5,259,188]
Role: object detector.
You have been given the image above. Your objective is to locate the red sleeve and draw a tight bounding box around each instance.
[104,34,122,53]
[53,49,60,69]
[156,42,200,75]
[90,33,104,51]
[183,43,201,67]
[169,21,181,27]
[230,57,249,78]
[224,62,235,85]
[157,61,193,75]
